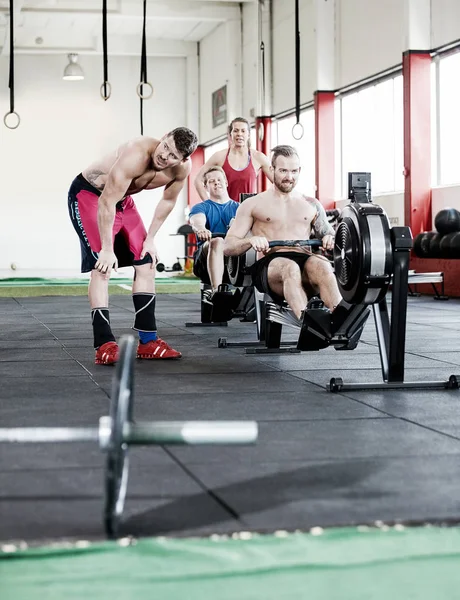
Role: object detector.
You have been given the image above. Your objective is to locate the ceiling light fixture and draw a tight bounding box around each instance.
[63,53,84,81]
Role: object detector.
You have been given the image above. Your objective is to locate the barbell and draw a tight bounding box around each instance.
[0,335,258,539]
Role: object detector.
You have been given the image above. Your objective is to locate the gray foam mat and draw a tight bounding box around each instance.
[2,293,460,543]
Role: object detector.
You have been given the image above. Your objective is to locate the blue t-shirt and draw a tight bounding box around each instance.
[189,199,239,244]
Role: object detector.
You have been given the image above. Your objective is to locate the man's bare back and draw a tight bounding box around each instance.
[82,137,189,196]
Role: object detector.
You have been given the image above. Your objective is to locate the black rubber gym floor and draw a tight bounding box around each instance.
[1,293,460,543]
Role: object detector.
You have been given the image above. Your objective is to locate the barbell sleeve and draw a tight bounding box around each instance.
[124,421,258,445]
[0,427,100,444]
[0,422,258,446]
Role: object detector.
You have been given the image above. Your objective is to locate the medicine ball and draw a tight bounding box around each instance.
[429,233,444,258]
[439,232,458,258]
[448,231,460,258]
[413,231,436,258]
[434,208,460,235]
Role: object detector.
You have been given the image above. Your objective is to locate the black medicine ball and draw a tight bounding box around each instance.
[434,208,460,235]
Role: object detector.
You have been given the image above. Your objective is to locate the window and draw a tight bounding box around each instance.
[339,75,403,196]
[335,99,342,198]
[204,138,228,161]
[438,51,460,185]
[273,110,315,197]
[431,59,439,186]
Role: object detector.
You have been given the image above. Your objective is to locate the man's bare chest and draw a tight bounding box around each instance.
[253,202,316,226]
[128,169,173,193]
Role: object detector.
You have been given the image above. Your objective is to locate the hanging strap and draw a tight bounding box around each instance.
[4,0,20,129]
[258,0,266,116]
[137,0,153,134]
[292,0,304,140]
[100,0,111,101]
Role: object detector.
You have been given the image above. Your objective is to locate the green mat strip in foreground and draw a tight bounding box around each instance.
[0,277,200,296]
[2,526,460,599]
[0,284,199,297]
[0,277,199,287]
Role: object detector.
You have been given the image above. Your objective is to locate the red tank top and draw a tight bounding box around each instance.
[222,150,257,202]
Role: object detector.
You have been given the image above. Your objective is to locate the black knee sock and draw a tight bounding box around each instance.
[91,307,116,348]
[132,293,157,332]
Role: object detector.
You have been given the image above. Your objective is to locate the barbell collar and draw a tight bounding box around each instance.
[123,421,258,445]
[0,427,99,444]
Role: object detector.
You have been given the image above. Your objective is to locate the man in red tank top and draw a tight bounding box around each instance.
[194,117,273,202]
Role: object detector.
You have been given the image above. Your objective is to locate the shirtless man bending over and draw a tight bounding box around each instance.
[68,128,198,365]
[223,145,342,324]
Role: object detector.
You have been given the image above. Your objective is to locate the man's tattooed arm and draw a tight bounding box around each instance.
[311,199,335,238]
[85,169,106,191]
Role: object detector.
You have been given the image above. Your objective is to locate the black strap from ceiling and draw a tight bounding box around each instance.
[4,0,19,128]
[295,0,300,126]
[140,0,147,134]
[258,0,265,115]
[102,0,109,100]
[8,0,14,115]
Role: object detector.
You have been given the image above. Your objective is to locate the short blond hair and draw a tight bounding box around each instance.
[203,165,228,186]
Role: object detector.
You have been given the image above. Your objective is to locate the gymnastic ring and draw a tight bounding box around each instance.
[136,81,154,100]
[292,122,304,140]
[3,111,20,130]
[100,82,112,101]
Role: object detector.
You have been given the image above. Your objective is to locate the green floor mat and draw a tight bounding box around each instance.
[0,277,197,287]
[0,277,200,297]
[2,526,460,599]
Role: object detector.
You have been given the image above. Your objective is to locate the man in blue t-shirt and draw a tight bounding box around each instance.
[189,166,239,292]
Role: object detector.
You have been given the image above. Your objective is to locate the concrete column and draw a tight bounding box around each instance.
[313,0,336,207]
[255,116,272,192]
[254,1,273,192]
[403,51,432,235]
[402,0,432,235]
[186,48,200,137]
[401,0,460,296]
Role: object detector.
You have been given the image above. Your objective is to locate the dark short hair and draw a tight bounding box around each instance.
[271,145,299,168]
[203,165,228,186]
[167,127,198,159]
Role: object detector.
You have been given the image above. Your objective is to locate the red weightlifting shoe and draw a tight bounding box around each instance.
[136,338,182,360]
[95,341,119,365]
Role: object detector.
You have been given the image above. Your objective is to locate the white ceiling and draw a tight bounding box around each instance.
[0,0,255,57]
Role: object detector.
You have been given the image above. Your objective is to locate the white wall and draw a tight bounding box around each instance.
[199,19,243,143]
[241,0,258,119]
[336,0,404,89]
[335,193,405,227]
[272,0,315,115]
[335,185,460,231]
[432,185,460,229]
[0,54,188,277]
[431,0,460,49]
[201,0,460,141]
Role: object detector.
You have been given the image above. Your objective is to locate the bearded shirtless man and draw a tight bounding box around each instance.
[223,144,342,322]
[68,128,198,364]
